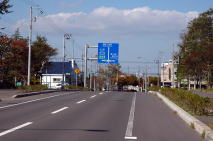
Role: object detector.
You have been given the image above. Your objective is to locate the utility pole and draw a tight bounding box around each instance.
[154,59,160,86]
[162,63,165,87]
[27,6,43,86]
[94,73,96,91]
[84,44,88,88]
[90,73,92,90]
[27,6,33,86]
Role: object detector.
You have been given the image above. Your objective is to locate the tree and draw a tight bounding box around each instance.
[0,34,57,87]
[149,76,158,86]
[12,28,23,40]
[126,75,138,86]
[31,36,57,83]
[176,8,213,88]
[97,64,122,89]
[0,37,28,87]
[0,0,12,15]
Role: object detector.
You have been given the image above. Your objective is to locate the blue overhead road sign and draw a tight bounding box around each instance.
[98,43,119,64]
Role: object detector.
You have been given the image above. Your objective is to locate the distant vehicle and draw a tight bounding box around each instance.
[161,84,171,88]
[55,83,69,89]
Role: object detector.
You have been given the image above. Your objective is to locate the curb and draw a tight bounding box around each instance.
[12,90,61,98]
[149,91,213,140]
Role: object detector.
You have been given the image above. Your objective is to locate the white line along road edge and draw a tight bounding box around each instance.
[0,122,33,137]
[77,100,86,104]
[51,107,69,114]
[0,93,72,110]
[124,92,137,140]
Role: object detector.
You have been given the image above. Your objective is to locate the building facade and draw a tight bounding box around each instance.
[41,61,79,89]
[161,60,177,88]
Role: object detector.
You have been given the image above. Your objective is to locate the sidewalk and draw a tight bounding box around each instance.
[0,89,22,100]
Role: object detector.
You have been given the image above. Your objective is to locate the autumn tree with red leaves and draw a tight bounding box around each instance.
[0,34,57,87]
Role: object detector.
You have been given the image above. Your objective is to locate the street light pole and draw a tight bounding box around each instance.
[62,34,71,89]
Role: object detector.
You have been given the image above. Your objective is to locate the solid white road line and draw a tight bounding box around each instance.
[77,100,86,104]
[124,136,138,140]
[0,93,72,110]
[51,107,68,114]
[90,95,96,98]
[99,92,103,95]
[0,122,33,137]
[124,92,137,140]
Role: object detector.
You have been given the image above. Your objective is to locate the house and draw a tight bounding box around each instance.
[41,60,79,89]
[161,60,177,88]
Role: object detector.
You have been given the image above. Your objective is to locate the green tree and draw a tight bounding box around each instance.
[0,0,12,15]
[176,8,213,88]
[31,36,57,83]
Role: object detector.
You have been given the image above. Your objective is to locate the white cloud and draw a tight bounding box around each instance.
[13,7,199,37]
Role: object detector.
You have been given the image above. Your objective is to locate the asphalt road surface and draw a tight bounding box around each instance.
[0,91,207,141]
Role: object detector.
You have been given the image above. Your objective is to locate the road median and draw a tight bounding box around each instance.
[12,90,61,98]
[149,91,213,140]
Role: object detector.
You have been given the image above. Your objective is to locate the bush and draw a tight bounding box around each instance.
[64,85,91,91]
[160,88,213,115]
[149,86,161,91]
[18,84,48,93]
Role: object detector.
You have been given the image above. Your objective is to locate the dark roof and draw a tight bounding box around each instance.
[42,61,77,74]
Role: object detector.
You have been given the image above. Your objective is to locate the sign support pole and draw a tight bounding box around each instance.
[84,44,88,88]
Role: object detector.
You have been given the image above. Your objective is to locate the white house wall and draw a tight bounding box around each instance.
[42,74,64,89]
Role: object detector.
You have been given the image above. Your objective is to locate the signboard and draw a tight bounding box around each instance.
[98,43,119,64]
[74,68,81,74]
[16,82,22,86]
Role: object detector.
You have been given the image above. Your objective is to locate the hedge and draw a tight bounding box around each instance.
[18,84,48,93]
[160,88,213,115]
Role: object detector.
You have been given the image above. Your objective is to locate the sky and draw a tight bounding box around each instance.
[0,0,212,74]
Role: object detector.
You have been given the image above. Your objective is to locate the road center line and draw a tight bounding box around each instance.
[0,93,73,110]
[77,100,86,104]
[90,95,96,98]
[124,92,137,140]
[0,122,33,137]
[51,107,68,114]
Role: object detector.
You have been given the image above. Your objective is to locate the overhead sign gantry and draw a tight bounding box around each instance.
[98,43,119,64]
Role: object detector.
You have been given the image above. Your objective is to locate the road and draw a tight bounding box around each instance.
[192,91,213,98]
[0,91,207,141]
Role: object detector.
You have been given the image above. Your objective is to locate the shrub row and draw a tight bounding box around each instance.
[160,88,213,115]
[148,86,161,91]
[64,85,91,91]
[18,84,48,93]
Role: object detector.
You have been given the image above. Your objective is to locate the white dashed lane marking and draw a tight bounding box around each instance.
[77,100,86,104]
[0,122,33,137]
[90,95,96,98]
[51,107,69,114]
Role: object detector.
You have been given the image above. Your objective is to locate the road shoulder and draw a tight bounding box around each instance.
[149,91,213,140]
